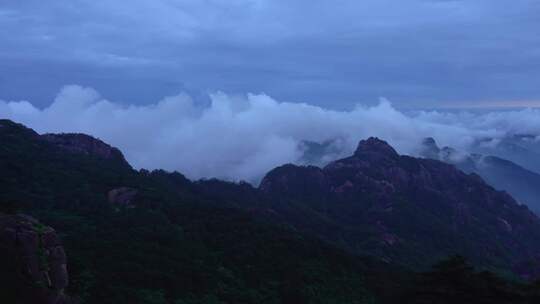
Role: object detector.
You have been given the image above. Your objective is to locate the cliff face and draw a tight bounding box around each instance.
[0,214,75,304]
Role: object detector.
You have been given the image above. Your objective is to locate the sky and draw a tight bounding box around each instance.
[1,0,540,109]
[2,1,540,182]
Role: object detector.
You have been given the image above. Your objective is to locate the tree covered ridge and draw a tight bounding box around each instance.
[0,119,383,303]
[1,119,540,303]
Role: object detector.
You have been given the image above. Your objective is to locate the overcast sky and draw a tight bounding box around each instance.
[1,0,540,109]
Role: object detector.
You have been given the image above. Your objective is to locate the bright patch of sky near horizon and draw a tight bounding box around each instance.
[1,0,540,109]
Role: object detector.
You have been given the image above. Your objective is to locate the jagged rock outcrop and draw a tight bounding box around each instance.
[0,119,130,169]
[419,137,476,172]
[260,137,540,269]
[0,214,75,304]
[42,133,129,167]
[354,137,400,160]
[419,137,440,160]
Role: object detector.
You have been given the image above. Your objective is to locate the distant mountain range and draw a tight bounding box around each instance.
[2,119,540,303]
[420,137,540,214]
[471,135,540,175]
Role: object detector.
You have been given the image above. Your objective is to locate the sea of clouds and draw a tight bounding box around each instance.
[2,85,540,183]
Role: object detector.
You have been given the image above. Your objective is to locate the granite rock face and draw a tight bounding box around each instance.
[0,214,75,304]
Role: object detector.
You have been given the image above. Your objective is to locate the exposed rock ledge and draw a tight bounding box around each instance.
[0,213,76,304]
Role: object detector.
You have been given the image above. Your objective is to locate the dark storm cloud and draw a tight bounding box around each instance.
[1,0,540,108]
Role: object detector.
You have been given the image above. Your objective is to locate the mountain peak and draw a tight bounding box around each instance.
[0,119,39,138]
[354,137,399,159]
[420,137,441,160]
[422,137,439,151]
[41,133,130,167]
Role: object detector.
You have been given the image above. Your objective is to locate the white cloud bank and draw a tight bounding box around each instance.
[2,85,540,183]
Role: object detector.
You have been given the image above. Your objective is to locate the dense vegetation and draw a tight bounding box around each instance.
[1,119,540,303]
[404,256,540,304]
[258,139,540,273]
[0,119,383,303]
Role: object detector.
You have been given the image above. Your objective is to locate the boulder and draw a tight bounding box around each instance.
[0,213,76,304]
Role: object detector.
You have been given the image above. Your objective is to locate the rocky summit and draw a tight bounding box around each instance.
[41,133,130,167]
[260,137,540,269]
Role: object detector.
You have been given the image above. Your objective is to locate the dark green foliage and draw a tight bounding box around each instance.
[404,255,540,304]
[0,247,32,303]
[0,119,376,303]
[259,143,540,273]
[39,205,376,304]
[1,119,540,303]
